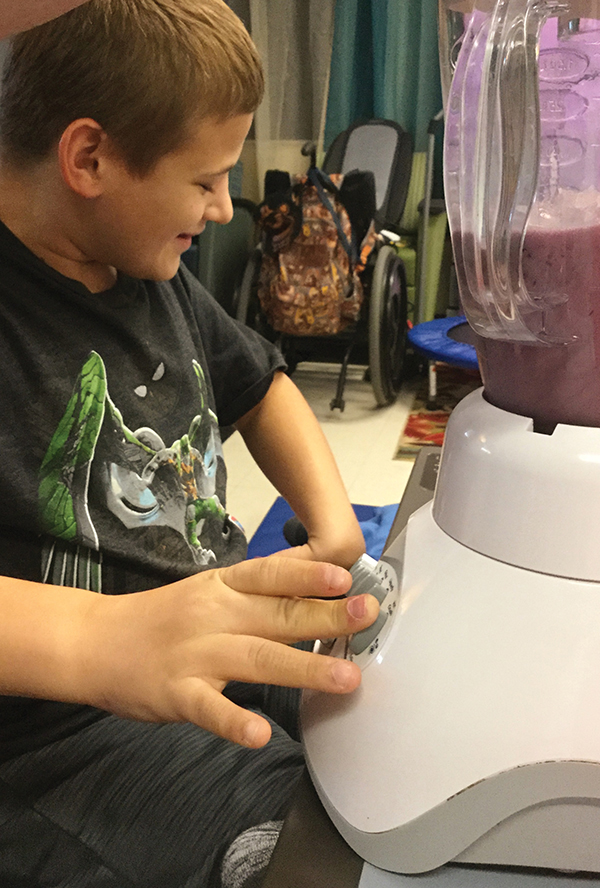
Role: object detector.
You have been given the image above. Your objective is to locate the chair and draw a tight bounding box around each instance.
[407,314,479,406]
[324,112,449,326]
[236,119,413,410]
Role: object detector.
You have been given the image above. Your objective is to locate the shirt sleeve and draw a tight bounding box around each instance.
[176,264,287,427]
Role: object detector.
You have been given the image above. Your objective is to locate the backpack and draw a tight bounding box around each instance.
[256,167,375,337]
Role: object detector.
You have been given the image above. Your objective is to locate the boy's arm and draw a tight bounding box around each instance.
[0,0,89,38]
[234,371,366,569]
[0,559,378,747]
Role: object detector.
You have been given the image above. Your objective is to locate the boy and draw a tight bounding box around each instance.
[0,1,377,884]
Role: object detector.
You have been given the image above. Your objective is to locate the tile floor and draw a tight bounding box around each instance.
[223,362,419,540]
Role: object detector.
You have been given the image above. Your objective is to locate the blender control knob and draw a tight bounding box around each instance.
[348,609,388,656]
[348,553,387,604]
[347,554,388,656]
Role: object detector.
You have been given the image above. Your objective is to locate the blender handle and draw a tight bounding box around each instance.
[484,0,549,335]
[472,0,568,341]
[444,0,573,342]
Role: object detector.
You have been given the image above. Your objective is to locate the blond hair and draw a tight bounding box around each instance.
[0,0,263,174]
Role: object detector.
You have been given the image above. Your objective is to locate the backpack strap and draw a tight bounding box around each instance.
[306,167,357,265]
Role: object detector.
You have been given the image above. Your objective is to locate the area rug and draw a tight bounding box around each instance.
[395,363,482,459]
[248,497,399,562]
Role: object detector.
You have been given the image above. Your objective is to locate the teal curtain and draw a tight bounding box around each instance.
[325,0,443,152]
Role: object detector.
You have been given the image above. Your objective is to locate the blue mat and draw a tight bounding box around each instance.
[247,497,399,561]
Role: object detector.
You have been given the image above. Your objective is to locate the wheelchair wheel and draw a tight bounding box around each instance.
[234,246,263,326]
[368,245,408,407]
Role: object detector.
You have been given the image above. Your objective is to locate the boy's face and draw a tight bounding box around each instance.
[91,113,253,283]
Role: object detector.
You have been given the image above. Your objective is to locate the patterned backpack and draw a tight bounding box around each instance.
[256,167,375,337]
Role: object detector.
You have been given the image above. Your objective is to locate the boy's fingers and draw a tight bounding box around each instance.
[185,681,273,748]
[232,592,379,643]
[208,635,362,696]
[217,556,379,642]
[220,555,352,599]
[180,638,363,747]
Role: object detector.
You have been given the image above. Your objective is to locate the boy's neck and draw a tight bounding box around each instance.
[0,161,117,293]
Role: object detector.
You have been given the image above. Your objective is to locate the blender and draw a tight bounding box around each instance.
[301,0,600,874]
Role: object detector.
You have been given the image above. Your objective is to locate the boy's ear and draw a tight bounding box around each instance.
[58,118,115,198]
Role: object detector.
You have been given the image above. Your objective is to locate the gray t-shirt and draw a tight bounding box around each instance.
[0,219,285,755]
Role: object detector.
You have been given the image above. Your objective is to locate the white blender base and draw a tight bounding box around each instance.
[301,391,600,875]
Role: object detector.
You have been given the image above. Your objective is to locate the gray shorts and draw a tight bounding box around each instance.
[0,683,305,887]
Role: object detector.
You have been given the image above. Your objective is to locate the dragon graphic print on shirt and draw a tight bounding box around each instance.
[38,351,235,592]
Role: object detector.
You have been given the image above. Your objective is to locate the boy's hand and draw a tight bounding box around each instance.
[76,556,379,748]
[274,517,366,570]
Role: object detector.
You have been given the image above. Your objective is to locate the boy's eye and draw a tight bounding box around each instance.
[197,183,214,194]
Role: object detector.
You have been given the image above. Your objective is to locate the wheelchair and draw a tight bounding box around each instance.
[234,119,414,411]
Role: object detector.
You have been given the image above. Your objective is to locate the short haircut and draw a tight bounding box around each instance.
[0,0,264,175]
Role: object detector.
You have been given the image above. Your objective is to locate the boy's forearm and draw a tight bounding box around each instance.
[0,575,99,702]
[235,372,365,568]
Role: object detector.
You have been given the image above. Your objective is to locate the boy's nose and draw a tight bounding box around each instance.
[205,181,234,225]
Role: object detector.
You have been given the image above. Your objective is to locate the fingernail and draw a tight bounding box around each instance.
[331,659,359,691]
[242,721,259,747]
[325,565,350,592]
[347,594,366,620]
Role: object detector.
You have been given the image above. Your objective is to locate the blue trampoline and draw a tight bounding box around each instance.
[408,315,479,371]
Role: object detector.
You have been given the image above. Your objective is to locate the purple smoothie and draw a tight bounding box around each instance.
[457,214,600,430]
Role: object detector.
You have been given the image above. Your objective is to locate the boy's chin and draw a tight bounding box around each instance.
[130,259,182,282]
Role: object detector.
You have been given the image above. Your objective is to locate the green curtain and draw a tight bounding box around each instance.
[324,0,443,152]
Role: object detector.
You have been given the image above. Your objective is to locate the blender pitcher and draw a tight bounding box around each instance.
[441,0,600,429]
